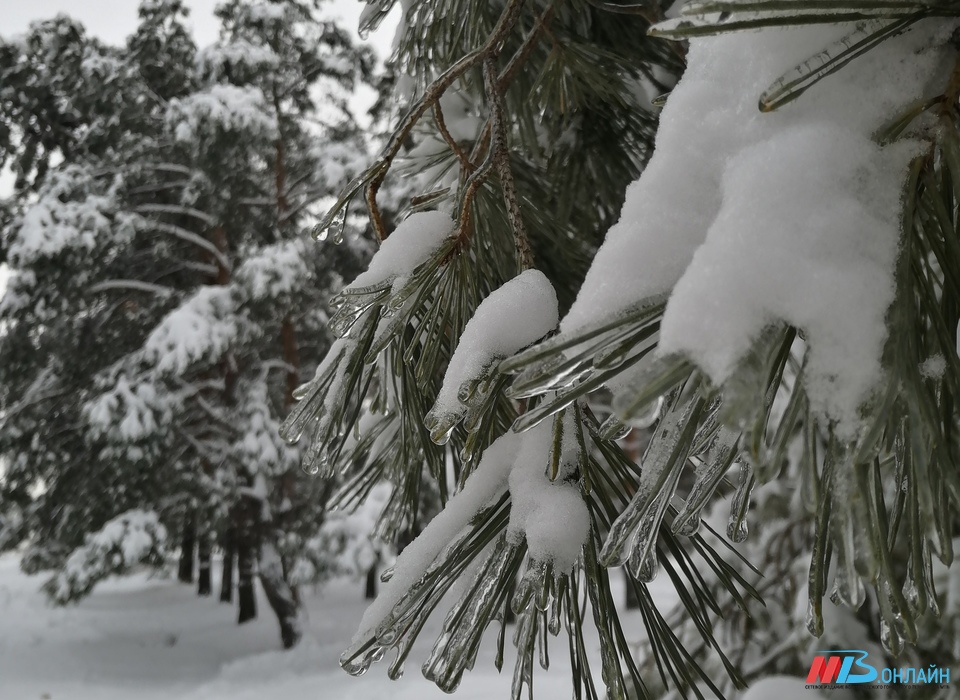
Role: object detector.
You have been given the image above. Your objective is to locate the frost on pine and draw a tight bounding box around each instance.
[563,21,953,435]
[145,285,241,375]
[46,509,167,604]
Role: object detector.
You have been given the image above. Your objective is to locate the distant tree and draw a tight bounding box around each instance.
[0,0,373,649]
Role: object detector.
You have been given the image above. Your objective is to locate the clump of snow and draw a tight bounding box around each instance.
[506,422,589,572]
[145,286,240,374]
[196,40,279,77]
[46,509,167,604]
[84,375,177,442]
[355,419,591,642]
[247,1,288,22]
[346,211,453,290]
[433,270,558,415]
[6,166,135,266]
[561,21,955,436]
[234,381,300,478]
[166,84,278,144]
[920,354,947,379]
[235,240,310,302]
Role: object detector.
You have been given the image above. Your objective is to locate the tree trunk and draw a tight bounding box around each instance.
[365,564,378,600]
[197,535,212,596]
[237,527,257,624]
[259,539,302,649]
[220,529,235,603]
[177,514,195,584]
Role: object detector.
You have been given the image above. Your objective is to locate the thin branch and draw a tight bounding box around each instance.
[484,59,535,270]
[140,221,231,273]
[364,0,527,240]
[133,204,217,227]
[498,3,556,90]
[434,101,475,172]
[87,280,176,298]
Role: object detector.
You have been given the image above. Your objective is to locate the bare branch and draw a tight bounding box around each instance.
[133,204,217,227]
[88,280,176,298]
[139,221,232,273]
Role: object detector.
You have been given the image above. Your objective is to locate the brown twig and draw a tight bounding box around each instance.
[434,101,476,172]
[484,58,535,271]
[364,0,527,241]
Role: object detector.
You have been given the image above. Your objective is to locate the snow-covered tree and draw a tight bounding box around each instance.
[0,0,374,649]
[282,1,960,697]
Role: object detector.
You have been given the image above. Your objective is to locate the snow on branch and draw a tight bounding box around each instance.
[166,84,278,144]
[45,510,167,605]
[431,270,558,417]
[145,286,240,375]
[6,166,136,267]
[345,210,454,291]
[562,21,955,436]
[235,239,311,302]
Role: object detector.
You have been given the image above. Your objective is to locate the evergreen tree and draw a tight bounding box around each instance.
[0,0,373,649]
[284,1,960,697]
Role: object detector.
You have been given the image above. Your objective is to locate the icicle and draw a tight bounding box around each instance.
[829,475,867,610]
[673,426,739,536]
[806,434,832,637]
[726,460,755,544]
[583,533,627,700]
[598,414,631,441]
[424,408,460,445]
[421,534,523,694]
[314,204,347,243]
[876,577,903,655]
[510,612,537,700]
[601,391,703,567]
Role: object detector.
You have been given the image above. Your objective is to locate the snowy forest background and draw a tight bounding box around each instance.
[3,1,960,700]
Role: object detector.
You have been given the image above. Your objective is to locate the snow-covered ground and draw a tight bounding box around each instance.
[0,553,674,700]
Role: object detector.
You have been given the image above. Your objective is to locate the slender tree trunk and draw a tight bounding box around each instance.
[237,520,257,624]
[220,528,235,603]
[365,564,378,600]
[259,539,302,649]
[177,514,195,584]
[197,534,212,596]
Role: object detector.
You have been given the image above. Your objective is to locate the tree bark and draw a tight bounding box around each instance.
[197,534,212,596]
[259,539,302,649]
[365,564,378,600]
[220,528,235,603]
[237,520,257,624]
[177,514,195,584]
